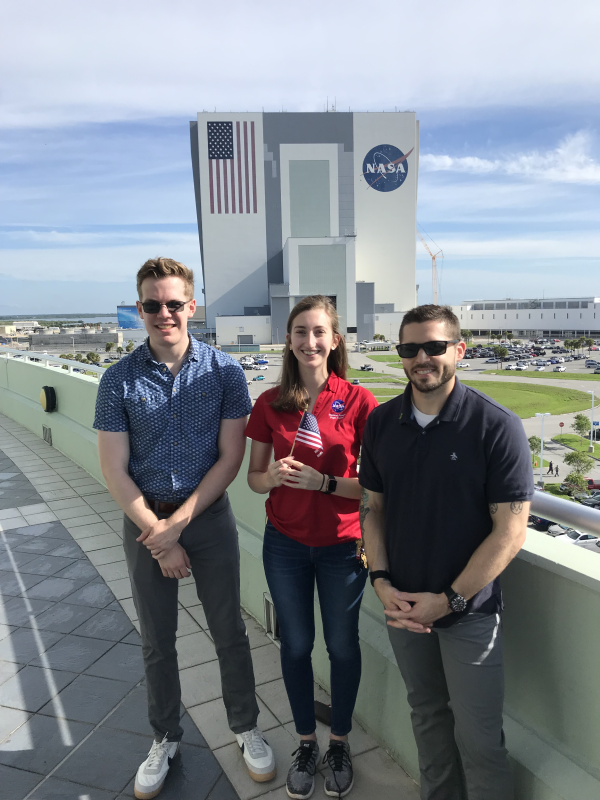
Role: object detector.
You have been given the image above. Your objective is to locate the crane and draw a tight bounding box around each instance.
[417,230,443,305]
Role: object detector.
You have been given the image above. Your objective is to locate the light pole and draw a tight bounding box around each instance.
[588,391,595,452]
[535,412,551,486]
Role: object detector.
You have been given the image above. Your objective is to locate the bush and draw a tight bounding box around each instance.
[562,473,588,495]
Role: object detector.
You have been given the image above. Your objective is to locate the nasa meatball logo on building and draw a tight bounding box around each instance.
[362,144,413,192]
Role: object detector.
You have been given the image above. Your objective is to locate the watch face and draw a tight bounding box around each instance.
[450,595,468,613]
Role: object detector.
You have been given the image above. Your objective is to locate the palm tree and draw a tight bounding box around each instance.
[105,342,115,354]
[116,346,123,358]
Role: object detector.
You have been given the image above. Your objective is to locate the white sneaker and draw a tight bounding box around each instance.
[134,735,180,799]
[235,727,276,782]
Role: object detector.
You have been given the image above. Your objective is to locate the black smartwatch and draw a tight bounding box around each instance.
[324,475,337,494]
[443,587,468,613]
[369,570,392,587]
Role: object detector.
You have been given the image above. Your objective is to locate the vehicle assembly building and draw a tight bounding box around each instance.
[190,111,419,346]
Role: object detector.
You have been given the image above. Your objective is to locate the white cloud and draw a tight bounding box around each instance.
[421,131,600,184]
[416,231,600,259]
[2,0,599,127]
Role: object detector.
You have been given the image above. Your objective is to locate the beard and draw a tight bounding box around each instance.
[405,361,456,393]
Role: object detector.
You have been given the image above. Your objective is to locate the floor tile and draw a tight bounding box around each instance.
[54,560,99,582]
[102,684,153,736]
[62,582,115,609]
[177,608,202,636]
[0,628,64,664]
[39,673,132,725]
[255,678,294,726]
[249,644,282,686]
[65,521,112,538]
[133,741,224,800]
[213,723,295,799]
[72,609,134,642]
[23,603,100,635]
[244,617,273,650]
[46,498,88,512]
[52,505,96,521]
[54,726,153,793]
[0,508,20,520]
[0,549,39,570]
[179,660,224,706]
[0,569,47,596]
[0,712,92,774]
[28,776,118,800]
[0,517,29,533]
[0,665,78,712]
[26,576,88,603]
[23,512,59,526]
[16,504,50,516]
[187,696,279,750]
[105,577,133,600]
[46,540,85,560]
[39,489,79,501]
[0,706,30,744]
[120,630,141,645]
[18,554,77,577]
[176,630,217,670]
[88,546,125,566]
[100,510,123,522]
[177,583,201,608]
[0,597,55,627]
[204,772,240,800]
[22,521,73,539]
[30,634,115,672]
[0,764,42,800]
[12,536,68,555]
[187,604,209,629]
[0,624,16,643]
[84,642,144,684]
[118,598,138,622]
[96,561,129,582]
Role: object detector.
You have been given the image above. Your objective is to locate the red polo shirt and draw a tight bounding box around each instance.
[245,373,378,546]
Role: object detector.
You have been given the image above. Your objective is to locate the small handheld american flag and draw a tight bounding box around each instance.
[292,411,324,457]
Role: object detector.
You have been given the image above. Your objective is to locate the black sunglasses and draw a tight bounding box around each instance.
[396,340,460,359]
[141,300,189,314]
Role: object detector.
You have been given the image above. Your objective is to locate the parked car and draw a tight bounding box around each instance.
[594,368,600,374]
[515,365,527,371]
[360,364,374,371]
[256,358,269,364]
[352,378,360,385]
[534,366,546,371]
[253,364,268,370]
[504,364,517,370]
[553,366,566,372]
[528,514,553,531]
[252,375,265,381]
[456,362,470,368]
[485,358,499,363]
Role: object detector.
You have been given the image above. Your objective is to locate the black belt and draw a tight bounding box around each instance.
[146,498,184,515]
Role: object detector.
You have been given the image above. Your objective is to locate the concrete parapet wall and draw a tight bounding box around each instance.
[1,357,599,799]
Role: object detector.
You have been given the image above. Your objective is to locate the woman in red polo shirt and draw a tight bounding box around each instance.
[246,295,378,799]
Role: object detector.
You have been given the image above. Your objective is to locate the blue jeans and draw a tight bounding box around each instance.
[262,522,368,736]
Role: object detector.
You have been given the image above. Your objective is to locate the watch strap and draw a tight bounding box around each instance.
[369,570,392,587]
[325,475,337,494]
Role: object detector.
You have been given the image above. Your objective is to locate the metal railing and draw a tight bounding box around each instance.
[0,346,105,378]
[530,491,600,537]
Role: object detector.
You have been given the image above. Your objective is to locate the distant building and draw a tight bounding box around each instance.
[453,296,600,338]
[190,111,419,345]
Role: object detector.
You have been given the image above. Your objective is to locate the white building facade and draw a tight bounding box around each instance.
[453,297,600,338]
[190,111,419,346]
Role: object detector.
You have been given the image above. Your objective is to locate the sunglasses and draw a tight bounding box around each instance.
[140,300,189,314]
[396,340,460,359]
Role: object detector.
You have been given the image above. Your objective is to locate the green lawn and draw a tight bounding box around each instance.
[531,453,550,468]
[543,483,575,501]
[367,354,401,363]
[553,433,600,457]
[347,367,405,382]
[460,380,592,418]
[362,380,592,419]
[482,369,600,380]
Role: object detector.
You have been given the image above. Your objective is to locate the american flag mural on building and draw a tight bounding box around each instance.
[207,121,258,215]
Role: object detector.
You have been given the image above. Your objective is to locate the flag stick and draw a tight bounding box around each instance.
[289,406,308,458]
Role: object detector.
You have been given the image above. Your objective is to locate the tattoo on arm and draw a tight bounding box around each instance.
[359,487,371,529]
[510,501,524,515]
[489,502,498,515]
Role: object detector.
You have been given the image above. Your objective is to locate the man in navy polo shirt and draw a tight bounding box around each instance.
[359,305,533,800]
[94,258,275,799]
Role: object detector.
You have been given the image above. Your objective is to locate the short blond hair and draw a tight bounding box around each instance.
[136,257,194,299]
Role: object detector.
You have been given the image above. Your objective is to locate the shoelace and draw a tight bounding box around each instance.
[323,742,351,797]
[146,736,171,770]
[240,728,267,758]
[290,742,317,774]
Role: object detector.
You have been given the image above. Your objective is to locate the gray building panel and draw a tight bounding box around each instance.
[338,147,355,236]
[298,244,347,329]
[289,160,330,237]
[189,121,206,293]
[357,283,375,342]
[263,113,354,290]
[374,303,394,313]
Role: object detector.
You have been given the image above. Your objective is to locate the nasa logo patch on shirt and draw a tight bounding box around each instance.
[330,399,346,419]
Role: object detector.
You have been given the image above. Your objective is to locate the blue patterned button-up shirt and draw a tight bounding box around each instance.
[93,336,252,500]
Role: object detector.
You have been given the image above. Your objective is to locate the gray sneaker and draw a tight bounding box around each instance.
[323,741,353,798]
[286,741,319,799]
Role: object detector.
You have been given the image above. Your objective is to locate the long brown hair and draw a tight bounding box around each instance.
[271,295,348,412]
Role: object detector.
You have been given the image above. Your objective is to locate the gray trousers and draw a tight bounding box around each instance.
[388,613,513,800]
[123,493,259,742]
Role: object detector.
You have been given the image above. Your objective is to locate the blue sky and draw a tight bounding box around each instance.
[1,0,599,313]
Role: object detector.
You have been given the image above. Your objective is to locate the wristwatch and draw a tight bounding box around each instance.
[443,587,468,613]
[324,475,337,494]
[369,570,392,587]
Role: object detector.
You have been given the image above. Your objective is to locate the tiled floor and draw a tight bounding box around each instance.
[0,414,419,800]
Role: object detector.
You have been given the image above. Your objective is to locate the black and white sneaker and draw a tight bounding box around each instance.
[134,735,179,799]
[323,741,353,798]
[286,741,319,799]
[235,727,276,782]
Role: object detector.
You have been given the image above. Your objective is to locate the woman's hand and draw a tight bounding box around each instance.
[280,457,324,491]
[265,458,295,491]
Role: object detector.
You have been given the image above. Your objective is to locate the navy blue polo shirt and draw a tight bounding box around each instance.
[93,336,252,501]
[359,379,534,627]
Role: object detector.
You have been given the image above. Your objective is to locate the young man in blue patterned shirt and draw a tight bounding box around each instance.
[94,258,275,799]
